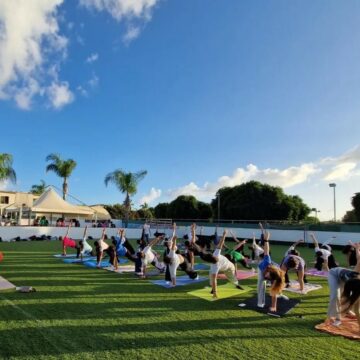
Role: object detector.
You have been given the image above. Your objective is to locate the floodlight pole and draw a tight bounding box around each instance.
[329,183,336,222]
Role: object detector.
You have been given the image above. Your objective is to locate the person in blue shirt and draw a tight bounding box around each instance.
[257,231,287,312]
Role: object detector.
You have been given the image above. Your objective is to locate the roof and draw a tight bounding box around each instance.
[31,188,94,215]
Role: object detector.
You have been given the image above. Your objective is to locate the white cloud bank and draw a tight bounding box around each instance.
[0,0,73,109]
[139,187,161,205]
[0,0,160,109]
[79,0,159,43]
[143,146,360,219]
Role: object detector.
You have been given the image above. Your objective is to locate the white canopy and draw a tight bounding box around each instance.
[30,188,94,215]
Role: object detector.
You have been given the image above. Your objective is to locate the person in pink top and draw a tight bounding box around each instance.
[61,224,80,256]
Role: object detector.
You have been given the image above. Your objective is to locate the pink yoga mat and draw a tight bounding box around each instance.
[305,268,329,278]
[217,270,256,280]
[316,317,360,340]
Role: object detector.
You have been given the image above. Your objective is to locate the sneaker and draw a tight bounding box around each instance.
[257,304,265,308]
[278,294,289,300]
[285,283,291,288]
[165,281,170,285]
[332,320,342,327]
[236,285,244,290]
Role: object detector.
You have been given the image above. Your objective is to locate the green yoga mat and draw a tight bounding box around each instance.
[188,283,251,301]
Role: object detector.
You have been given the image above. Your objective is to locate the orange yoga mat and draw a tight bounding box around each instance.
[315,317,360,340]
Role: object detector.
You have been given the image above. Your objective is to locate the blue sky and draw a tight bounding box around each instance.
[1,0,360,220]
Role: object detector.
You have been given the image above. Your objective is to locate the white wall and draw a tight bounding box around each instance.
[1,225,359,245]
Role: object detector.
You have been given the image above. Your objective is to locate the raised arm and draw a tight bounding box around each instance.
[171,236,177,250]
[65,223,71,238]
[263,231,270,256]
[148,235,164,247]
[190,223,196,244]
[83,225,88,240]
[259,222,265,235]
[310,233,319,248]
[233,239,247,252]
[230,231,240,244]
[216,229,227,250]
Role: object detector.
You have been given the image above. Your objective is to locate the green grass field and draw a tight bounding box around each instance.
[0,241,359,360]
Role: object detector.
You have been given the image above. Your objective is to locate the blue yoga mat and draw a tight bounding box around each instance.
[194,263,209,270]
[53,254,77,258]
[63,257,96,264]
[83,258,128,268]
[151,275,207,288]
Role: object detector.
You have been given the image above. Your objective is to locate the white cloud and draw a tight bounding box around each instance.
[47,81,74,109]
[88,73,99,88]
[79,0,159,43]
[86,52,99,63]
[323,162,357,181]
[167,163,319,201]
[123,26,141,43]
[0,0,72,109]
[143,146,360,220]
[139,187,161,205]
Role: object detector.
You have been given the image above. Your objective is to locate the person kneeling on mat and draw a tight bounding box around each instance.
[257,232,287,312]
[163,223,198,287]
[326,242,360,328]
[61,224,81,257]
[139,235,166,278]
[280,254,307,292]
[224,231,253,271]
[209,229,244,299]
[94,228,115,268]
[79,226,94,260]
[112,228,137,270]
[310,233,338,271]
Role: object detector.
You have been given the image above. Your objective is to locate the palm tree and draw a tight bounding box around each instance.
[45,153,77,200]
[104,169,147,227]
[0,153,16,184]
[30,180,47,195]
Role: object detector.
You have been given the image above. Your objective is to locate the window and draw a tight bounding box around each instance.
[0,196,9,204]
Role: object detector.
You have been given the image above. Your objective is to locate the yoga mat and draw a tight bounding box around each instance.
[53,254,77,258]
[150,275,207,288]
[217,270,256,281]
[194,263,210,271]
[283,281,322,294]
[63,257,96,264]
[316,318,360,340]
[188,283,251,301]
[104,265,135,273]
[305,268,329,278]
[237,295,300,317]
[0,276,16,291]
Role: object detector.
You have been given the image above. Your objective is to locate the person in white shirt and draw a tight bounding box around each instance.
[79,226,93,260]
[139,235,165,277]
[310,233,338,271]
[164,223,198,287]
[209,229,244,299]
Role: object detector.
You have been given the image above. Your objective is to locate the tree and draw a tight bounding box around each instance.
[0,153,16,184]
[342,193,360,222]
[351,193,360,221]
[154,202,170,218]
[137,203,154,219]
[103,204,127,219]
[45,154,77,200]
[211,181,310,221]
[30,180,47,195]
[104,169,147,227]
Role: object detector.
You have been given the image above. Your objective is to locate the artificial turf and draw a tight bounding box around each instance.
[0,240,359,360]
